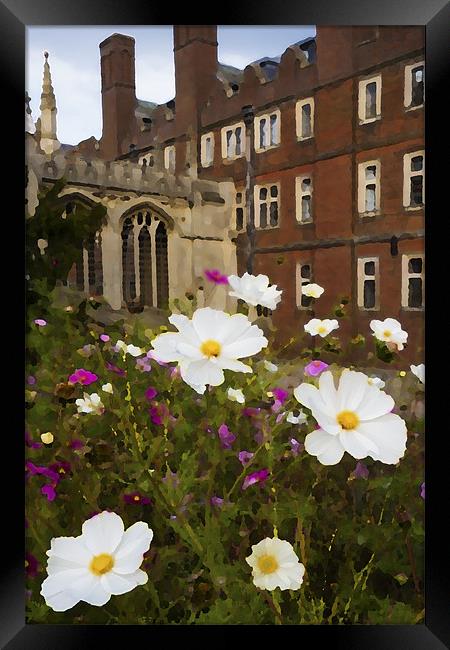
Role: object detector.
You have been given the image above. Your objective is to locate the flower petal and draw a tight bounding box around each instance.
[357,386,395,421]
[47,536,91,566]
[181,358,224,387]
[114,522,153,574]
[357,414,407,464]
[81,511,124,555]
[305,429,345,465]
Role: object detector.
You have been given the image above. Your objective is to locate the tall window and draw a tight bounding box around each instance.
[255,111,280,151]
[358,160,381,215]
[402,255,424,309]
[234,191,246,231]
[295,175,313,223]
[358,76,382,124]
[221,122,245,159]
[403,151,425,209]
[404,62,424,109]
[357,257,379,310]
[254,184,279,229]
[164,145,175,172]
[296,98,314,140]
[296,263,313,308]
[201,132,214,167]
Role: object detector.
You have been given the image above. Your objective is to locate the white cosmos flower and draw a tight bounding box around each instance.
[75,393,104,415]
[367,376,385,389]
[294,370,407,466]
[227,387,245,404]
[126,344,144,357]
[227,273,282,310]
[246,537,305,591]
[410,364,425,384]
[304,318,339,338]
[150,307,268,395]
[286,410,307,425]
[370,318,408,351]
[40,511,153,612]
[264,360,278,373]
[101,383,113,394]
[301,283,324,298]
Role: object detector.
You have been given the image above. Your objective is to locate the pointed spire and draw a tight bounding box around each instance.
[39,51,60,154]
[25,91,36,134]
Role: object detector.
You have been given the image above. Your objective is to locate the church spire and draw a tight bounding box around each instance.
[39,51,60,154]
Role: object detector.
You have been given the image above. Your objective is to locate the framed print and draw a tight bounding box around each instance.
[1,0,449,645]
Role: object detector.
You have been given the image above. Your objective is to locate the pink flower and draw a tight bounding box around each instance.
[238,450,254,466]
[136,357,152,372]
[100,334,110,342]
[123,492,152,506]
[105,361,126,376]
[242,407,261,418]
[351,461,369,480]
[145,386,158,400]
[41,484,56,501]
[204,269,229,285]
[210,496,225,507]
[272,388,289,403]
[218,424,236,449]
[149,403,170,426]
[304,360,329,377]
[25,552,39,578]
[242,468,269,490]
[290,438,304,457]
[68,368,98,386]
[34,319,47,327]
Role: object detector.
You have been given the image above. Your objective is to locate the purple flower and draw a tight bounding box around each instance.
[100,334,110,342]
[123,492,152,506]
[49,461,71,478]
[136,357,152,372]
[34,319,47,327]
[304,360,329,377]
[352,461,369,480]
[25,552,39,578]
[238,450,254,466]
[26,462,59,483]
[210,496,225,507]
[105,361,126,376]
[242,407,261,418]
[204,269,229,285]
[25,431,42,449]
[289,438,304,457]
[420,482,425,499]
[146,350,168,367]
[68,438,84,450]
[149,403,170,426]
[68,368,98,386]
[242,468,270,490]
[218,424,236,449]
[27,376,36,385]
[41,484,56,501]
[145,386,158,400]
[272,388,289,404]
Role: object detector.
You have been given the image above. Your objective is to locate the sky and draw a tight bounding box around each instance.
[26,26,315,145]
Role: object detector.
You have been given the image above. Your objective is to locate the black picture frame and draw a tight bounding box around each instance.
[3,0,449,646]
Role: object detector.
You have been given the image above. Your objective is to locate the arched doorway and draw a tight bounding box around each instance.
[121,209,169,310]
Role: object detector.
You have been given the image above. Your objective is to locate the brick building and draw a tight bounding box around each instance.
[27,25,425,362]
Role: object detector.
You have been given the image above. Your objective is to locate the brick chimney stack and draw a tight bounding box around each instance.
[99,33,137,160]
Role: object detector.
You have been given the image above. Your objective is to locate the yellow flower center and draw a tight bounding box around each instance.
[200,339,221,358]
[25,560,29,568]
[318,326,327,334]
[383,330,392,338]
[89,553,114,576]
[257,554,279,575]
[337,410,359,430]
[133,495,140,502]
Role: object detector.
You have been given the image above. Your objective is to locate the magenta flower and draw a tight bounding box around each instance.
[34,319,47,327]
[41,484,56,501]
[420,482,425,499]
[26,462,59,483]
[49,461,71,478]
[27,376,36,385]
[204,269,229,285]
[68,368,98,386]
[218,424,236,449]
[352,461,369,480]
[210,496,225,507]
[68,438,84,450]
[242,468,269,490]
[272,388,289,404]
[145,386,158,400]
[106,361,126,376]
[289,438,304,457]
[242,407,261,418]
[100,334,110,342]
[25,552,39,578]
[123,492,152,506]
[238,450,254,466]
[304,360,329,377]
[149,403,170,426]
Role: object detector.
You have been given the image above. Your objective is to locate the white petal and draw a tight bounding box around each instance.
[192,307,229,341]
[151,332,184,362]
[357,386,395,421]
[81,511,125,555]
[181,358,224,387]
[101,569,148,595]
[337,371,369,411]
[318,371,339,412]
[169,314,202,347]
[293,383,317,409]
[358,414,407,464]
[47,536,91,566]
[82,580,112,606]
[114,522,153,574]
[305,429,345,465]
[41,576,83,612]
[176,341,204,360]
[222,335,268,359]
[339,430,378,459]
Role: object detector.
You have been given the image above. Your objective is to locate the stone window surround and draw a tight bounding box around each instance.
[295,97,315,141]
[357,256,380,311]
[295,174,313,224]
[163,144,176,172]
[401,253,424,310]
[254,109,281,152]
[358,74,382,125]
[295,261,313,309]
[221,122,246,160]
[200,132,215,167]
[403,150,425,210]
[254,182,280,230]
[404,61,425,111]
[357,159,381,217]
